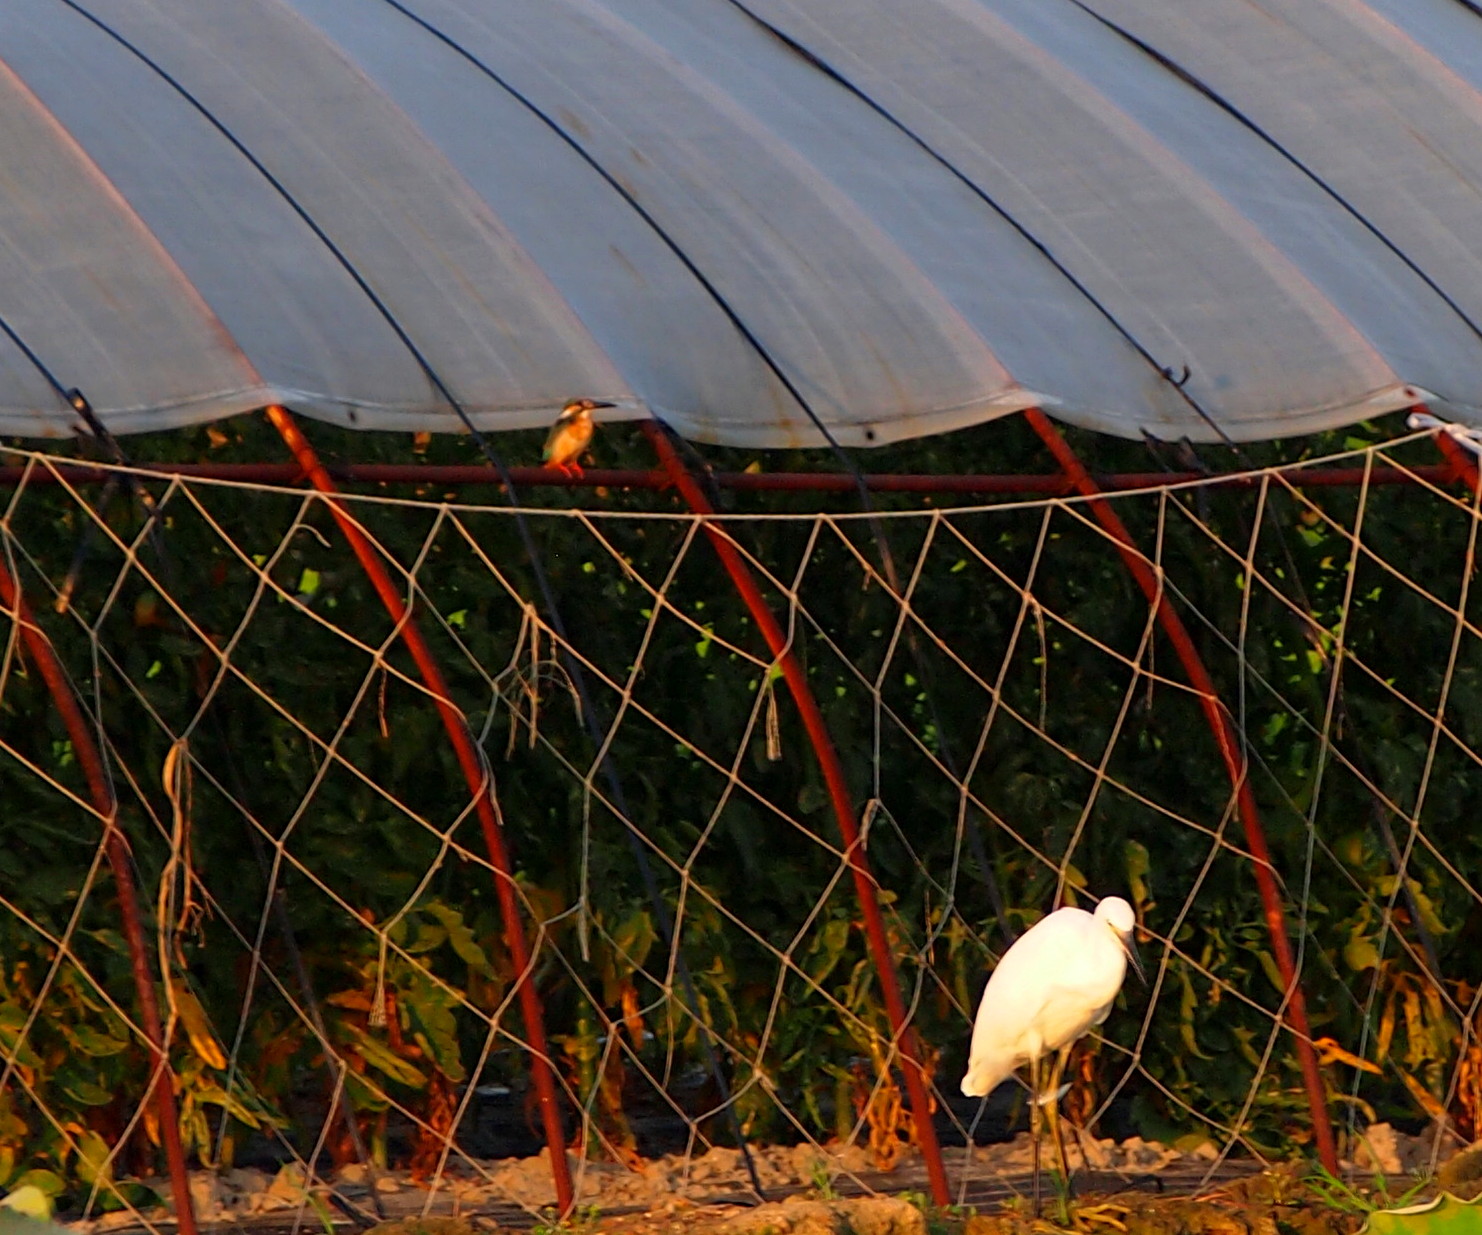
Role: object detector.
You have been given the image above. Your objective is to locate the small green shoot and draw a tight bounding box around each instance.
[305,1189,337,1235]
[900,1187,977,1235]
[531,1203,603,1235]
[1306,1164,1430,1215]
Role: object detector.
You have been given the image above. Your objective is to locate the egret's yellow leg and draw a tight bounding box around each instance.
[1046,1048,1072,1218]
[1028,1053,1043,1218]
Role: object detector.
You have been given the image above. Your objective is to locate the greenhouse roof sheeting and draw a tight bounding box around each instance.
[5,0,1482,447]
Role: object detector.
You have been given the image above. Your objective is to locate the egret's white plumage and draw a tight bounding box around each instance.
[961,896,1140,1098]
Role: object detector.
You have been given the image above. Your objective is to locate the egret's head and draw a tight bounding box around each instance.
[560,398,616,421]
[1094,896,1145,984]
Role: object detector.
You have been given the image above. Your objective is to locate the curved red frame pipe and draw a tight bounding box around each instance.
[0,561,199,1232]
[640,421,951,1205]
[1429,427,1482,492]
[263,407,574,1213]
[1023,409,1338,1173]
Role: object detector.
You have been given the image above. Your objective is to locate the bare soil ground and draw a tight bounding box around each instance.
[73,1126,1480,1235]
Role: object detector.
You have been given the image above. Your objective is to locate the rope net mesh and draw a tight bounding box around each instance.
[0,429,1478,1226]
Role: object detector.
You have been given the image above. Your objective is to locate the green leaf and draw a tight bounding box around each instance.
[610,908,657,974]
[403,919,448,955]
[1124,839,1151,909]
[1345,932,1381,973]
[0,1008,41,1070]
[191,1082,273,1130]
[343,1025,427,1089]
[1176,968,1211,1060]
[61,1076,115,1107]
[8,1170,64,1198]
[1409,887,1449,938]
[797,779,829,816]
[72,1130,113,1188]
[404,976,464,1083]
[424,903,491,973]
[1252,948,1287,994]
[807,917,851,986]
[1364,1193,1482,1235]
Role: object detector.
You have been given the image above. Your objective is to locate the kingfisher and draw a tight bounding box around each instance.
[542,398,614,477]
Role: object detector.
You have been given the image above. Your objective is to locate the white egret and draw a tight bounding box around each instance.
[961,895,1144,1213]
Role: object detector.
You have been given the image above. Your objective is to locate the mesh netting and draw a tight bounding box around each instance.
[0,426,1479,1227]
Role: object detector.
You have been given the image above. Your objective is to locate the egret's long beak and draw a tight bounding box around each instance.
[1121,931,1146,985]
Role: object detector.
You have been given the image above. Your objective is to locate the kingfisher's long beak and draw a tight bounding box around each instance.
[1121,931,1147,985]
[591,400,616,410]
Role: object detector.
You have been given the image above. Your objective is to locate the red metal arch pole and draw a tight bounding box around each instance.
[1023,408,1338,1172]
[263,406,574,1213]
[1427,424,1482,493]
[641,422,951,1204]
[0,562,199,1233]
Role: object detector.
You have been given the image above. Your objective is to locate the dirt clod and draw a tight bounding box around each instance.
[1437,1142,1482,1197]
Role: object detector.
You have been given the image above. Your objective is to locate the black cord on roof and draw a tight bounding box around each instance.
[717,0,1234,447]
[1065,0,1482,350]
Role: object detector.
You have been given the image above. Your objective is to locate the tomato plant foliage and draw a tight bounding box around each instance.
[0,410,1478,1199]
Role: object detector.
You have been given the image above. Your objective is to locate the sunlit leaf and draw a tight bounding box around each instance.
[71,1129,112,1188]
[343,1025,427,1089]
[1345,932,1381,973]
[1397,1068,1446,1121]
[424,902,492,973]
[1124,839,1151,913]
[1313,1036,1381,1075]
[171,979,227,1070]
[8,1170,64,1198]
[1364,1193,1482,1235]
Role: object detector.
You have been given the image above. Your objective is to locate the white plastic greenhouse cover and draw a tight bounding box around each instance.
[6,0,1482,448]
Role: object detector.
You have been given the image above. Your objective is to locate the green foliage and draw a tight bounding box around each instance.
[1306,1166,1429,1217]
[0,410,1479,1197]
[808,1157,839,1201]
[1362,1194,1482,1235]
[899,1189,978,1235]
[531,1204,602,1235]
